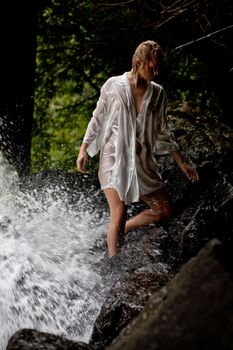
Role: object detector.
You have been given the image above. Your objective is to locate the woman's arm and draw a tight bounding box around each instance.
[76,142,89,174]
[82,85,108,148]
[76,82,109,173]
[154,88,179,155]
[170,149,199,182]
[154,88,199,182]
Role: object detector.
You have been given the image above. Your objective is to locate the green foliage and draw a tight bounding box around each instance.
[32,77,98,172]
[32,0,233,172]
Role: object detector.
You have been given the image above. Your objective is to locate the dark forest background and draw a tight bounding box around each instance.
[0,0,233,174]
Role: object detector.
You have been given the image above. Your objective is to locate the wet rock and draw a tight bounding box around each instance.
[90,228,173,345]
[6,328,96,350]
[106,239,233,350]
[91,261,173,346]
[149,107,233,266]
[178,171,233,262]
[161,107,233,206]
[19,170,100,193]
[100,227,169,277]
[18,170,107,212]
[90,228,174,346]
[161,167,233,267]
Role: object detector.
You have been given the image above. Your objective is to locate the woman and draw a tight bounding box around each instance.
[76,40,199,257]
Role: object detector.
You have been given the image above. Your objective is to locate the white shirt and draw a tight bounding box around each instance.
[83,73,179,204]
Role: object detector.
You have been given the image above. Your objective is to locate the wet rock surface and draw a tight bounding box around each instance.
[18,170,107,213]
[6,329,95,350]
[7,109,233,349]
[90,231,174,346]
[106,239,233,350]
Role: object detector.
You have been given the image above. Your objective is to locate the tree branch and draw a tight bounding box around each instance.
[175,24,233,50]
[97,0,136,6]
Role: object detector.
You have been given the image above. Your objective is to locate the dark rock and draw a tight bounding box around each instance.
[161,108,233,206]
[149,108,233,267]
[91,238,167,344]
[162,168,233,266]
[6,328,96,350]
[106,239,233,350]
[91,261,173,346]
[179,172,233,261]
[90,227,174,346]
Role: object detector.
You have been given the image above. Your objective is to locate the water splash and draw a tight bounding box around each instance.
[0,152,109,349]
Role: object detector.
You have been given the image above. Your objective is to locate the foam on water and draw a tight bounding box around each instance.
[0,152,108,349]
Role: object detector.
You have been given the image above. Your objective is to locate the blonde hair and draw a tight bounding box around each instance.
[132,40,163,84]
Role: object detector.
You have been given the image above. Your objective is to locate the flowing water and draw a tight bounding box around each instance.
[0,152,109,349]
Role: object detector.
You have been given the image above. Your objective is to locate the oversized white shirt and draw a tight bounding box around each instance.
[83,72,179,204]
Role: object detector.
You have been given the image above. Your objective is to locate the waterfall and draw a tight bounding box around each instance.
[0,152,108,349]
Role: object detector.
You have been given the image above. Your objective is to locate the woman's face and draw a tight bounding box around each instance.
[138,58,159,81]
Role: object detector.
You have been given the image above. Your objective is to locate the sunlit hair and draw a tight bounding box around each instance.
[132,40,163,85]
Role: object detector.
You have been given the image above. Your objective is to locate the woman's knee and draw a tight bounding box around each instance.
[160,203,172,220]
[150,202,172,222]
[150,190,172,221]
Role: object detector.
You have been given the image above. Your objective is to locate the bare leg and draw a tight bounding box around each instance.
[103,188,127,257]
[125,187,172,233]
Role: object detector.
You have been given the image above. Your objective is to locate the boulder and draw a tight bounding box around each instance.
[91,261,173,346]
[6,328,97,350]
[151,106,233,265]
[90,227,174,346]
[106,239,233,350]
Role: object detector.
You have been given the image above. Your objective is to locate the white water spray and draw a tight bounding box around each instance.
[0,152,108,349]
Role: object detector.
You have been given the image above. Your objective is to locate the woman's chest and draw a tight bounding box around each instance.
[132,87,148,116]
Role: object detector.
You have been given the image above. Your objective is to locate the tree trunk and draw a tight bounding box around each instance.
[0,0,37,176]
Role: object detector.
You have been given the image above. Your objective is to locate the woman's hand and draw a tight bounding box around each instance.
[179,162,199,182]
[76,143,89,173]
[170,150,199,182]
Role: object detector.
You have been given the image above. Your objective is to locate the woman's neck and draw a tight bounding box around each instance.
[127,70,147,89]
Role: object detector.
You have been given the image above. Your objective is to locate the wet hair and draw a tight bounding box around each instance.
[132,40,163,76]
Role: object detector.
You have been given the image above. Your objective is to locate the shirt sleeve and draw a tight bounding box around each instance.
[83,83,108,147]
[155,88,179,155]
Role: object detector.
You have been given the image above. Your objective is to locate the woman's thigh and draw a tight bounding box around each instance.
[103,188,126,219]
